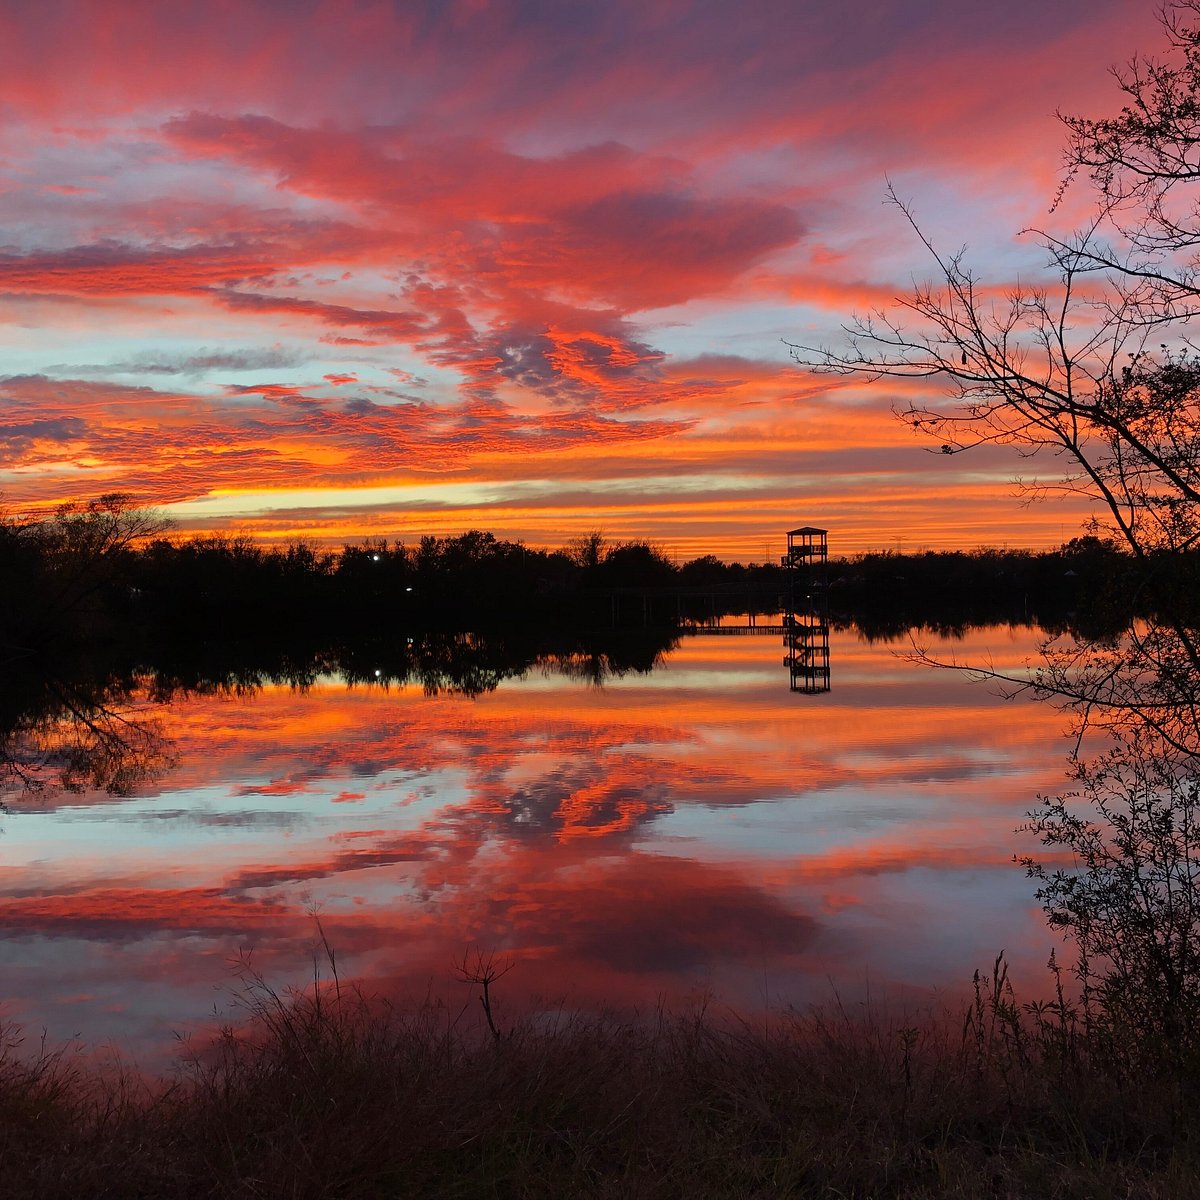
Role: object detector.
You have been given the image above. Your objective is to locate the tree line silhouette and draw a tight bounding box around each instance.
[5,494,1186,660]
[0,624,683,803]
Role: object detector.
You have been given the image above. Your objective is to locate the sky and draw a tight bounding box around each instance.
[0,0,1166,559]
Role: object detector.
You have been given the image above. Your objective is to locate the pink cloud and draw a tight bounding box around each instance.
[0,0,1158,552]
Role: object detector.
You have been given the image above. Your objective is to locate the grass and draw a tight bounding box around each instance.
[1,954,1198,1199]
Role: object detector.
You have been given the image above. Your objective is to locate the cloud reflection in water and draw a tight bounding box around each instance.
[0,626,1069,1064]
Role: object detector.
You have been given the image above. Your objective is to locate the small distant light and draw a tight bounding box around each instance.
[405,586,413,592]
[372,554,381,562]
[374,669,382,677]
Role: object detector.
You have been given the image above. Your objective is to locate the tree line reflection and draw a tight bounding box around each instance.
[1,628,682,802]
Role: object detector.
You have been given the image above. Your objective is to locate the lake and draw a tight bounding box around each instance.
[0,623,1075,1068]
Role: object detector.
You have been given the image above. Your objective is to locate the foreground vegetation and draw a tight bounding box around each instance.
[1,955,1197,1200]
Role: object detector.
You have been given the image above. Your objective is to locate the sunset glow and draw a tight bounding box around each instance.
[0,1,1158,555]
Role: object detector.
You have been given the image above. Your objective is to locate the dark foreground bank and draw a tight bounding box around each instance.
[2,958,1197,1200]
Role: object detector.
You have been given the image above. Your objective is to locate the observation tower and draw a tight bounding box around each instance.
[781,526,830,693]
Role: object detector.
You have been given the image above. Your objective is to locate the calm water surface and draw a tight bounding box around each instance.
[1,625,1074,1066]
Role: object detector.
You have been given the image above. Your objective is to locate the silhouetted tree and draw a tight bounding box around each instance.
[3,493,170,651]
[1023,726,1200,1064]
[566,530,607,571]
[678,554,730,586]
[795,4,1200,1066]
[593,540,676,589]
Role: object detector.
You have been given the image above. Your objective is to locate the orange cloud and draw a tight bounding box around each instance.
[0,0,1149,555]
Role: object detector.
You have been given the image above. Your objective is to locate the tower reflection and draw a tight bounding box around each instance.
[782,526,831,694]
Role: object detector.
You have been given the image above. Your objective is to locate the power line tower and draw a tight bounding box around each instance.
[782,526,830,693]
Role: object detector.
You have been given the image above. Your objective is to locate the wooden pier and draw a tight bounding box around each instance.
[678,623,787,636]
